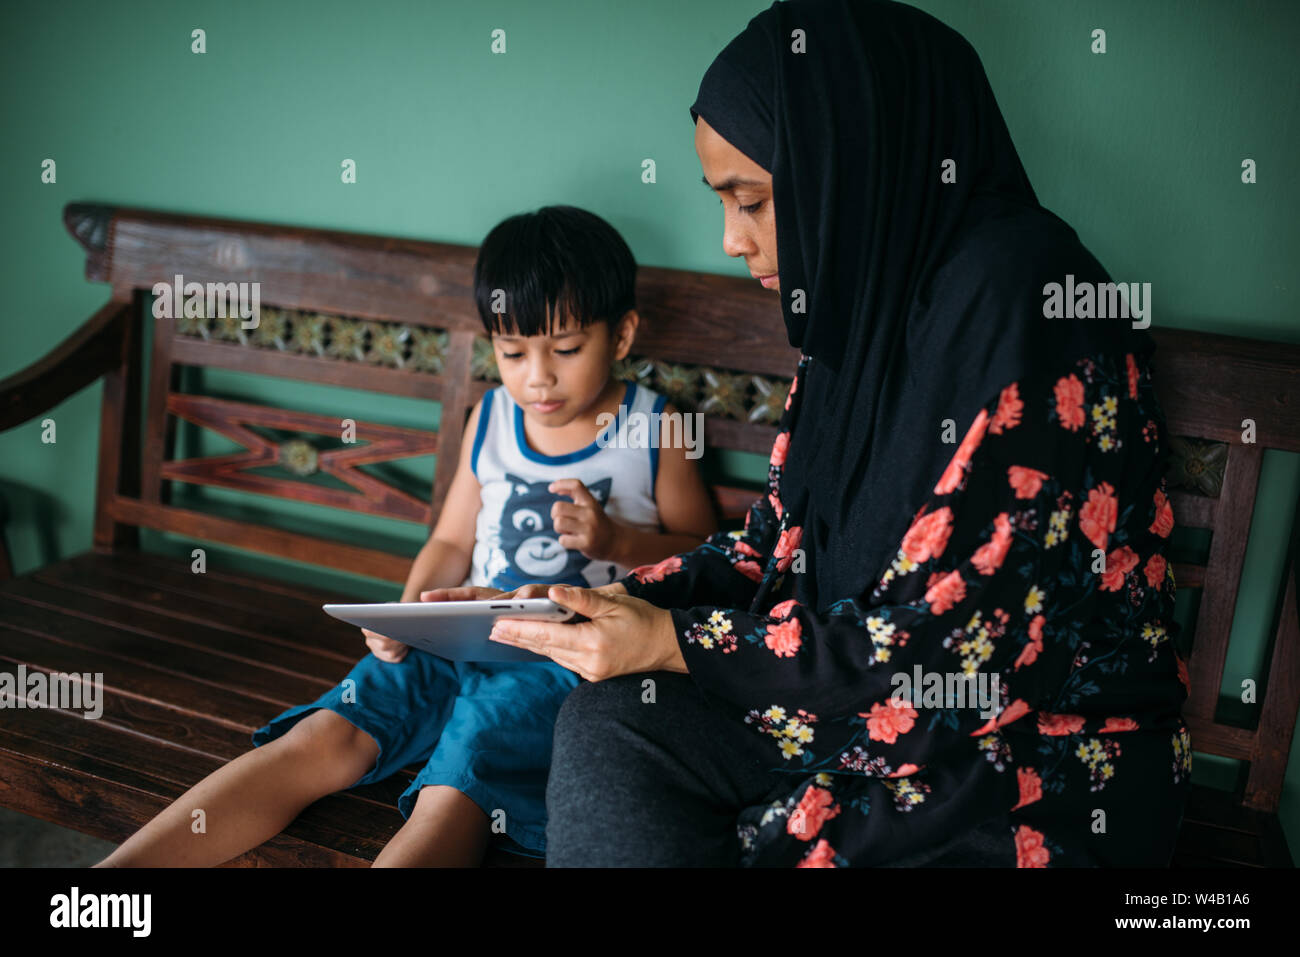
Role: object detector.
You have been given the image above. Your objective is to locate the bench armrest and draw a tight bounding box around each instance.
[0,299,133,432]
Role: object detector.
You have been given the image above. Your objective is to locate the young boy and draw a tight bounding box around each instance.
[98,206,716,866]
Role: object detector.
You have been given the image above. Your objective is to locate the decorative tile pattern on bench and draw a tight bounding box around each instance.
[174,303,796,427]
[175,305,451,373]
[1167,435,1229,497]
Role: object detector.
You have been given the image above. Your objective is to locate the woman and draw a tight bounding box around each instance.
[486,0,1189,867]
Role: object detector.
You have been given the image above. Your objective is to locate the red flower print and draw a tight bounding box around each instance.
[935,409,990,494]
[1144,553,1167,590]
[1175,653,1190,691]
[1099,545,1139,591]
[770,431,790,467]
[769,598,799,619]
[1014,614,1046,670]
[768,491,783,520]
[764,618,803,658]
[774,525,804,572]
[1149,488,1174,538]
[924,569,966,614]
[970,698,1031,736]
[862,698,918,744]
[787,786,840,842]
[989,382,1024,434]
[901,506,954,563]
[630,555,683,584]
[1054,374,1085,431]
[971,512,1014,575]
[1101,717,1139,732]
[734,540,760,557]
[1126,353,1140,399]
[796,839,838,867]
[1012,766,1042,810]
[1015,824,1050,867]
[1078,481,1118,552]
[1008,465,1049,499]
[1037,712,1086,736]
[734,560,764,582]
[889,763,920,777]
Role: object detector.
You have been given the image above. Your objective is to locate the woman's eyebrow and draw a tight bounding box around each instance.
[702,175,767,192]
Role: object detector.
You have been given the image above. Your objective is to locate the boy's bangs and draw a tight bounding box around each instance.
[473,206,637,337]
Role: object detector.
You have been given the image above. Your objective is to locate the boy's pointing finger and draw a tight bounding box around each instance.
[548,478,596,506]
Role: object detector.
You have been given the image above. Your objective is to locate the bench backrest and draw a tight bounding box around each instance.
[65,202,1300,813]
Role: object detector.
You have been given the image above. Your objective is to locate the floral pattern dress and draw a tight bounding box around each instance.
[622,349,1190,867]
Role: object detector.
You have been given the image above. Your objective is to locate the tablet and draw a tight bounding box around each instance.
[322,598,576,663]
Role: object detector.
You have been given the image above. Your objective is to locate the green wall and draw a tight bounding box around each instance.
[3,0,1298,854]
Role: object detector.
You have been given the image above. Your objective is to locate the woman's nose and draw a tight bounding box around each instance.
[721,215,755,260]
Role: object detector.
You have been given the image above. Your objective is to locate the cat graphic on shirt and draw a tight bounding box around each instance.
[484,473,620,590]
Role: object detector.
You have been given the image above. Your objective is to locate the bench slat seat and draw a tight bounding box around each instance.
[0,549,538,866]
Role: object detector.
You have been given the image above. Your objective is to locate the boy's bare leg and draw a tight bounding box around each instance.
[96,709,379,868]
[371,785,491,867]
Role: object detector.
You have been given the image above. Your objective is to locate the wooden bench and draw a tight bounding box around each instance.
[0,203,1296,866]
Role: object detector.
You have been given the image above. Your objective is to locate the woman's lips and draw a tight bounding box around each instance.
[532,400,563,413]
[757,274,778,289]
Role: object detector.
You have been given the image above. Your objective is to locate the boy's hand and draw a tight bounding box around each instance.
[362,628,409,663]
[417,583,552,602]
[549,478,620,562]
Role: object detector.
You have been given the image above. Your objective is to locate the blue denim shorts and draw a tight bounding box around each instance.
[252,648,581,857]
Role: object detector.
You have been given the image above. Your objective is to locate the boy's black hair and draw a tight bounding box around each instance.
[473,205,637,336]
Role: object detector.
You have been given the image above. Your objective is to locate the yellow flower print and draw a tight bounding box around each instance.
[764,705,787,723]
[1172,727,1193,781]
[883,777,931,812]
[1025,585,1045,614]
[814,773,833,786]
[1076,736,1122,791]
[1103,395,1118,414]
[779,739,804,759]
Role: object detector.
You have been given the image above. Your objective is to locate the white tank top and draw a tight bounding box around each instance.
[469,380,666,590]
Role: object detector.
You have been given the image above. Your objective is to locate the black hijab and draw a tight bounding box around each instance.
[691,0,1154,614]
